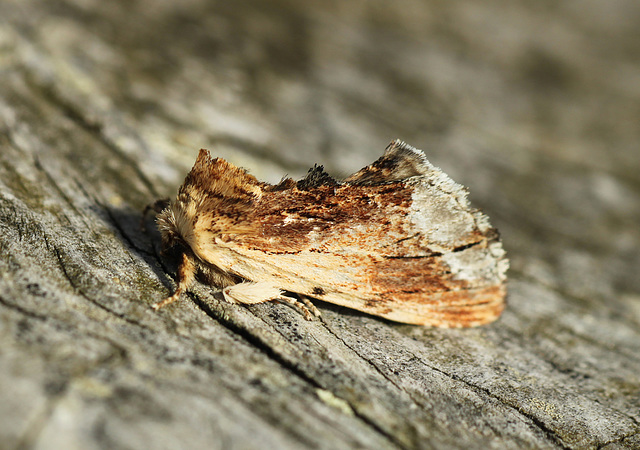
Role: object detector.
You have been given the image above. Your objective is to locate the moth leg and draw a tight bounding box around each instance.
[152,252,196,309]
[222,282,319,321]
[197,261,238,289]
[298,295,322,318]
[222,281,282,305]
[277,295,318,321]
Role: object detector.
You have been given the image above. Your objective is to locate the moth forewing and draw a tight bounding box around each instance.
[152,140,508,327]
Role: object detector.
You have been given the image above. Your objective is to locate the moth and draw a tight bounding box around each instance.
[150,140,508,327]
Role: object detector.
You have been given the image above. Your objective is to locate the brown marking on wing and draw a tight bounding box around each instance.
[362,284,506,327]
[367,256,453,295]
[419,284,507,327]
[240,182,413,253]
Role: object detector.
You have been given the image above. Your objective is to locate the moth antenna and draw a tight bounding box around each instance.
[152,252,196,309]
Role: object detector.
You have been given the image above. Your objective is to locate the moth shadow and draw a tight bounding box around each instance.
[303,295,426,329]
[307,297,388,322]
[104,205,178,292]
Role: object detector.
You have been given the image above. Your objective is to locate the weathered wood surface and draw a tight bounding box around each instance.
[1,1,639,449]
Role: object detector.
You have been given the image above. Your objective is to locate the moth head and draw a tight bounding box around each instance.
[156,205,188,252]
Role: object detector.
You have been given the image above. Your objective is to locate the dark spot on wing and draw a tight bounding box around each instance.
[311,286,325,296]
